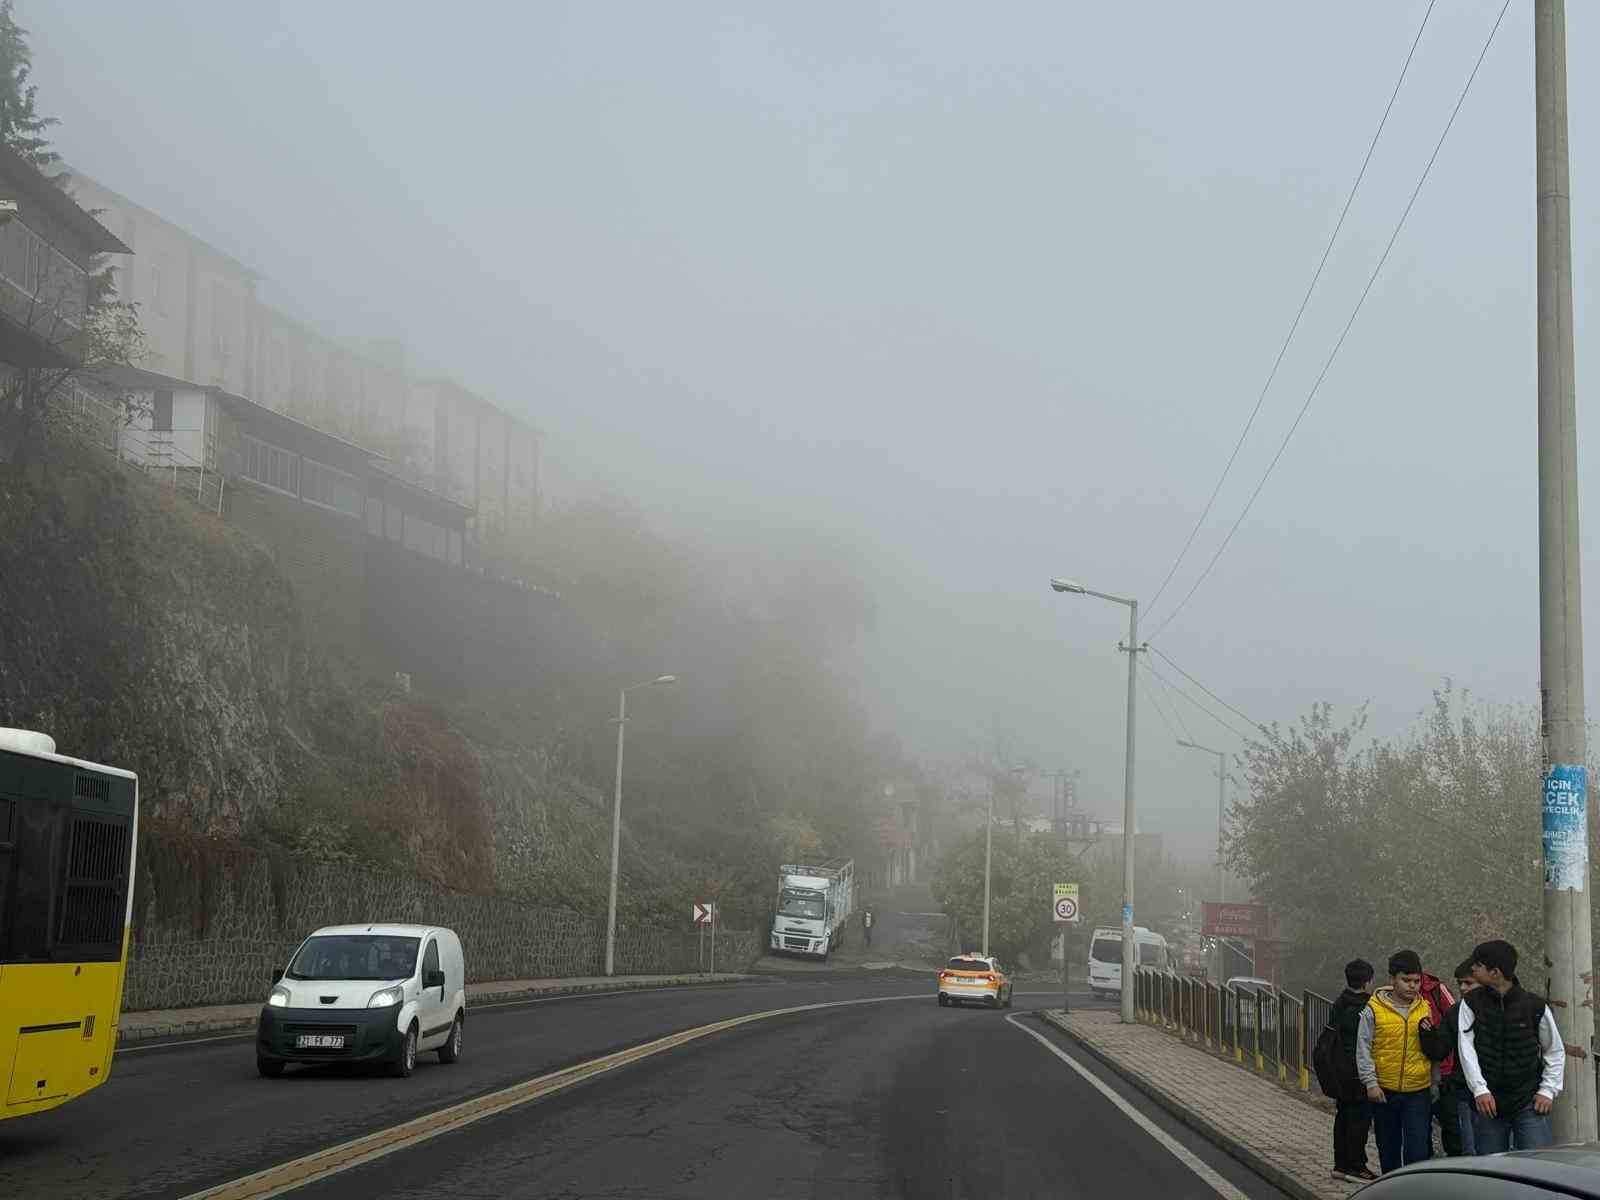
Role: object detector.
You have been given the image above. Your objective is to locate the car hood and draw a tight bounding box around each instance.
[275,977,407,1010]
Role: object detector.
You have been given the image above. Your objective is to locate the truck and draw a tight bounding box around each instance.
[769,858,855,960]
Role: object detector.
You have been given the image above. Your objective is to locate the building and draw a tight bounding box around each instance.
[0,147,130,373]
[65,170,540,553]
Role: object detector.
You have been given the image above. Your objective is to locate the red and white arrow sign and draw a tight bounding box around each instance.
[693,902,713,926]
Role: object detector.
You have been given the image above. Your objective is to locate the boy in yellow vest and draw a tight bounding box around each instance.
[1356,949,1433,1173]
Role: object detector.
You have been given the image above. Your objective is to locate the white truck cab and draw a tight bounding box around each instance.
[257,923,466,1078]
[770,859,854,960]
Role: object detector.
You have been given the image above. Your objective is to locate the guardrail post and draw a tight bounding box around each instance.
[1299,991,1311,1090]
[1277,992,1288,1083]
[1254,989,1265,1074]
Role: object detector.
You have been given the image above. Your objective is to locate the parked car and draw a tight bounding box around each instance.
[256,923,466,1078]
[1353,1145,1600,1196]
[937,954,1014,1009]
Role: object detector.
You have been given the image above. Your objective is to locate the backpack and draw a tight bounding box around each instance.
[1312,1021,1345,1099]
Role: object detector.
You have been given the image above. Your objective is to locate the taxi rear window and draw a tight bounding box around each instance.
[947,958,990,971]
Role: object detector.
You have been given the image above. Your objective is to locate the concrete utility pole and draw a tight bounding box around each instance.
[604,675,677,978]
[1535,0,1595,1143]
[1050,578,1141,1024]
[982,764,1027,957]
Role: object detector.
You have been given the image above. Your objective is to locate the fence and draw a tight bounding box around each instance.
[1132,966,1330,1094]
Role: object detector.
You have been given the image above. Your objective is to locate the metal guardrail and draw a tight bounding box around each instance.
[53,384,225,516]
[1133,967,1327,1093]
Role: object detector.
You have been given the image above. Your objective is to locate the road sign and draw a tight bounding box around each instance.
[693,902,713,926]
[1201,902,1268,939]
[1052,882,1080,924]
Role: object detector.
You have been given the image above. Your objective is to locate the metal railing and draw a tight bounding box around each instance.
[1132,967,1328,1094]
[52,383,225,516]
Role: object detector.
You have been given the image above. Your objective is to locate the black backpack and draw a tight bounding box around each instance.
[1312,1021,1344,1098]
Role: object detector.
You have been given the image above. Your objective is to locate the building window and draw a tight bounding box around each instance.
[301,457,363,518]
[0,218,87,328]
[241,434,299,497]
[152,390,173,433]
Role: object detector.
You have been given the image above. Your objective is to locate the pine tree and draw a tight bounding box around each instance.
[0,0,56,169]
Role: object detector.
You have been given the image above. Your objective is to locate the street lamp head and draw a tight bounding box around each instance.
[1049,578,1086,595]
[1177,739,1196,750]
[652,675,678,685]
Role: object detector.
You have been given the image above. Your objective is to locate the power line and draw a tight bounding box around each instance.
[1143,1,1437,622]
[1148,645,1265,734]
[1146,0,1512,641]
[1146,660,1197,743]
[1143,657,1254,742]
[1139,669,1181,741]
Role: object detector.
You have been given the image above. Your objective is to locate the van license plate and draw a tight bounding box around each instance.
[296,1034,345,1049]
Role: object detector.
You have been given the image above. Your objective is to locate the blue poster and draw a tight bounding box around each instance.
[1543,763,1588,892]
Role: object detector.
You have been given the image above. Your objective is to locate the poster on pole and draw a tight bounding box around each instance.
[1052,883,1080,924]
[1543,764,1588,892]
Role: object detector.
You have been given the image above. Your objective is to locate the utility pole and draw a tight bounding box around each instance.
[1535,0,1595,1143]
[1117,604,1141,1025]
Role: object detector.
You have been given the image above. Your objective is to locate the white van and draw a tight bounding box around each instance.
[256,923,466,1078]
[1086,926,1169,997]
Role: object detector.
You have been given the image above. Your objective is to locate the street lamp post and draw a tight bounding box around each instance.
[1051,577,1141,1023]
[982,764,1027,957]
[1178,738,1228,986]
[605,674,678,978]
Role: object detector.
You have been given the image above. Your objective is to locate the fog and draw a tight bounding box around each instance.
[29,1,1598,857]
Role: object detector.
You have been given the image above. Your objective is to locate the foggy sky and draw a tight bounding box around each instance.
[29,2,1597,858]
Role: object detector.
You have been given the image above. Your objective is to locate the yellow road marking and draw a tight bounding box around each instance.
[179,992,926,1200]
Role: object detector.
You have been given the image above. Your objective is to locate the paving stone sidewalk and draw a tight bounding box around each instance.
[117,972,752,1046]
[1042,1009,1363,1200]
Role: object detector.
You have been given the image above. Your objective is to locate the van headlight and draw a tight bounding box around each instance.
[367,985,405,1008]
[268,986,290,1008]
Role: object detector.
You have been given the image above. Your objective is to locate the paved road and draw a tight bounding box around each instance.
[5,975,1290,1200]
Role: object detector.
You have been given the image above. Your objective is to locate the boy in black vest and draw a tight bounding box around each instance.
[1456,939,1564,1152]
[1329,958,1376,1183]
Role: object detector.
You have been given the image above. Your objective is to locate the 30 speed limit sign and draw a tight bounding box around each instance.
[1053,882,1080,924]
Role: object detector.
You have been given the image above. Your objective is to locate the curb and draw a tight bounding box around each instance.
[115,973,754,1048]
[1037,1011,1341,1200]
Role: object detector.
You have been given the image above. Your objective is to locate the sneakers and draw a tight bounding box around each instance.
[1332,1167,1378,1183]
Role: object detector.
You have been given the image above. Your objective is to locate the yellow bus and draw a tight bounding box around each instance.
[0,727,137,1120]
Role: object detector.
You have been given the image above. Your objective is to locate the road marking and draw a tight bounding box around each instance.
[116,985,750,1055]
[177,992,927,1200]
[1005,1014,1250,1200]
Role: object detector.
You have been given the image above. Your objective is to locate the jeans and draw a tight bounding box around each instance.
[1455,1093,1477,1156]
[1334,1100,1372,1172]
[1373,1088,1432,1173]
[1432,1089,1462,1157]
[1472,1101,1553,1153]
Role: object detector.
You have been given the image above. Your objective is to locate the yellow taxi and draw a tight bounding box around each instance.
[936,954,1014,1009]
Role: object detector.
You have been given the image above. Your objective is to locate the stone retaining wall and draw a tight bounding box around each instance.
[125,839,758,1010]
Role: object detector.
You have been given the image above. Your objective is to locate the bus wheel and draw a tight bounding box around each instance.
[257,1056,285,1078]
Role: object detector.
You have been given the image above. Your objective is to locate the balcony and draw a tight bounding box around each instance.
[0,216,88,342]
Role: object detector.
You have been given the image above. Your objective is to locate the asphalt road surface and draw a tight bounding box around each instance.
[4,974,1291,1200]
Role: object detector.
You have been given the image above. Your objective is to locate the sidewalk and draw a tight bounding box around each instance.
[117,973,752,1046]
[1041,1009,1361,1200]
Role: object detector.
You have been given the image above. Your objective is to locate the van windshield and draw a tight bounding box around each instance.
[287,935,421,981]
[1090,937,1122,964]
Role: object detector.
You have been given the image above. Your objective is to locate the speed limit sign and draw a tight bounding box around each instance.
[1053,883,1080,924]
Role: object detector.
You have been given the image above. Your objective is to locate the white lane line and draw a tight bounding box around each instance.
[118,1031,254,1054]
[1005,1014,1250,1200]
